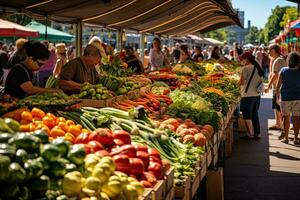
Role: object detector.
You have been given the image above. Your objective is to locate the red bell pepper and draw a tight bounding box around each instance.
[112,154,131,174]
[149,156,162,165]
[112,130,131,144]
[148,161,163,180]
[88,128,114,147]
[75,132,90,144]
[140,180,153,188]
[86,141,104,153]
[148,148,161,159]
[95,150,109,157]
[129,158,145,175]
[114,139,125,146]
[136,151,149,169]
[134,144,148,152]
[110,144,136,158]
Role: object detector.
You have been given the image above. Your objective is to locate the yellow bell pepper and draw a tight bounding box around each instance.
[62,171,83,197]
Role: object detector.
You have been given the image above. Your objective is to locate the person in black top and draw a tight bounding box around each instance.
[0,50,8,85]
[192,46,204,62]
[5,41,61,99]
[179,45,193,63]
[210,46,221,60]
[125,46,144,74]
[171,43,181,63]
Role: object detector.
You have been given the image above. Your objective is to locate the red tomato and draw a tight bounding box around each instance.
[75,132,90,144]
[86,141,104,153]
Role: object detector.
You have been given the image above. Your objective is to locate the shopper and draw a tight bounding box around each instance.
[265,44,286,133]
[38,41,57,87]
[171,43,181,64]
[4,41,61,98]
[53,43,69,78]
[210,46,221,60]
[239,51,264,139]
[59,44,101,94]
[0,50,8,85]
[149,37,166,71]
[192,46,204,62]
[262,48,270,79]
[275,52,300,144]
[255,47,263,66]
[124,46,144,74]
[179,45,192,63]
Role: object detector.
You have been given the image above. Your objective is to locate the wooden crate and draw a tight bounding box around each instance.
[200,162,207,182]
[165,187,174,200]
[191,168,201,198]
[174,177,191,200]
[105,97,117,107]
[238,113,247,133]
[206,148,212,168]
[152,180,166,200]
[165,167,175,193]
[206,168,224,200]
[139,189,152,200]
[213,143,219,166]
[225,121,234,158]
[79,99,106,108]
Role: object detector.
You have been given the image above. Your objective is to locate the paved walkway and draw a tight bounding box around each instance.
[224,93,300,200]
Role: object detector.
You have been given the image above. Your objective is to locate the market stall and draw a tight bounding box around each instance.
[0,56,241,200]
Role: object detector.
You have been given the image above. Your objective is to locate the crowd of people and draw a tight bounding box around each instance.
[0,36,300,145]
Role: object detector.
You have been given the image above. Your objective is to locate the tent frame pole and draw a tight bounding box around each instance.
[139,32,145,64]
[75,20,83,57]
[117,28,123,51]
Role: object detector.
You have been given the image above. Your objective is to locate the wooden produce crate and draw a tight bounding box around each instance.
[225,121,234,158]
[238,113,247,133]
[191,168,201,198]
[151,180,166,200]
[139,189,152,200]
[206,147,212,168]
[174,177,191,200]
[105,97,117,107]
[79,99,106,108]
[165,167,175,193]
[212,143,219,166]
[206,168,224,200]
[165,187,174,200]
[200,160,207,182]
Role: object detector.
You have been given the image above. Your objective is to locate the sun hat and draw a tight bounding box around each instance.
[88,36,107,58]
[55,43,67,54]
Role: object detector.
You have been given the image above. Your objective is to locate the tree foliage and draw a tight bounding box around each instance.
[261,6,291,43]
[245,26,261,44]
[203,28,228,43]
[280,7,298,28]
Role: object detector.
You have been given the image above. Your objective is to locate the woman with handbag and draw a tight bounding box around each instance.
[239,51,264,140]
[275,52,300,144]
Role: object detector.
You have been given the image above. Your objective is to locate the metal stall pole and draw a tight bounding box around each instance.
[116,29,123,52]
[139,32,145,65]
[75,20,83,57]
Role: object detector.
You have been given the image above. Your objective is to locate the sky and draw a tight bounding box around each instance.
[231,0,297,29]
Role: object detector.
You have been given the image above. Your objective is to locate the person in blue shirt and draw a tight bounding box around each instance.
[276,52,300,144]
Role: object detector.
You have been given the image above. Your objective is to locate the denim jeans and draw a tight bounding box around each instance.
[240,96,261,135]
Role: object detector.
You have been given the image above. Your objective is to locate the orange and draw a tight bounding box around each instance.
[58,122,69,132]
[36,124,50,134]
[64,133,75,143]
[46,113,57,121]
[31,108,45,119]
[29,123,36,131]
[66,120,75,126]
[56,117,66,124]
[82,128,90,133]
[50,127,66,137]
[20,119,30,125]
[68,125,81,137]
[20,124,31,132]
[42,116,56,129]
[21,111,32,122]
[76,124,83,130]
